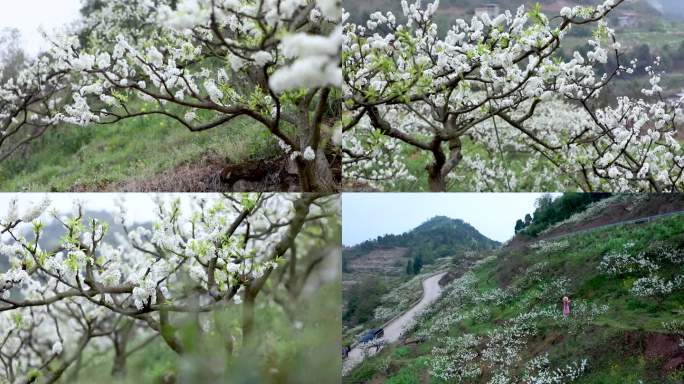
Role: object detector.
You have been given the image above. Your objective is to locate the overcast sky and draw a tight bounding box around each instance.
[342,193,558,246]
[0,0,82,56]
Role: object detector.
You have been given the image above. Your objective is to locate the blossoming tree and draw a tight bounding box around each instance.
[0,193,339,383]
[1,0,342,192]
[342,0,684,192]
[0,60,69,163]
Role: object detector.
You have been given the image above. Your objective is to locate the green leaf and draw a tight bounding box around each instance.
[66,253,79,272]
[528,3,545,25]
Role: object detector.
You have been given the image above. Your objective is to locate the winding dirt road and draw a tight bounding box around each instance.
[343,271,447,375]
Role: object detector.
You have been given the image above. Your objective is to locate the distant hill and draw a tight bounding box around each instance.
[342,215,499,329]
[344,0,673,23]
[23,210,130,249]
[343,216,499,279]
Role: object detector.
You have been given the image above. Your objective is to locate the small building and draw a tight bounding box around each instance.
[617,12,639,28]
[666,91,684,104]
[474,4,500,19]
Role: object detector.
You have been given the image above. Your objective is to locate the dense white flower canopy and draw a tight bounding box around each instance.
[0,193,339,383]
[342,0,684,192]
[0,0,343,192]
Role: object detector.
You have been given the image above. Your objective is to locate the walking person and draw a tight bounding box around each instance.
[562,296,571,317]
[342,345,350,359]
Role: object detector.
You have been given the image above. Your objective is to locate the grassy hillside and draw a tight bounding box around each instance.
[0,115,279,192]
[345,201,684,383]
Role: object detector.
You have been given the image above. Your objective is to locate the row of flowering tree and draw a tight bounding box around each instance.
[0,0,342,192]
[342,0,684,192]
[0,193,339,383]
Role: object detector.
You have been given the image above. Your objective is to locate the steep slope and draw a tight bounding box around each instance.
[346,196,684,383]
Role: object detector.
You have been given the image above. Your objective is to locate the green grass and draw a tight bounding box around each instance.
[384,357,430,384]
[0,115,279,191]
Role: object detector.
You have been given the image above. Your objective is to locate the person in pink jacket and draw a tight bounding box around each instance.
[562,296,571,317]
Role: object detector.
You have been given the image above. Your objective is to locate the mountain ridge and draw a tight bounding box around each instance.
[344,215,500,255]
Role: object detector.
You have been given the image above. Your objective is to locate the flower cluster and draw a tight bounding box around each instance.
[662,319,684,336]
[474,287,510,306]
[648,244,684,264]
[530,240,570,253]
[342,0,684,192]
[521,354,589,384]
[482,320,537,367]
[631,275,684,297]
[429,333,481,382]
[598,250,660,276]
[597,241,684,299]
[373,274,424,322]
[0,193,338,383]
[0,57,69,162]
[270,27,342,92]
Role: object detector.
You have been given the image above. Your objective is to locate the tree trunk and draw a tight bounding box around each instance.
[242,291,256,341]
[297,150,336,192]
[111,349,127,378]
[427,140,447,192]
[225,334,235,357]
[311,150,336,191]
[111,321,134,377]
[427,170,446,192]
[427,137,462,192]
[297,160,314,192]
[156,288,184,355]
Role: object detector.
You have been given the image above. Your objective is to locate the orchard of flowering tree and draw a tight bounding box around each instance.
[342,0,684,192]
[0,0,342,192]
[0,193,341,383]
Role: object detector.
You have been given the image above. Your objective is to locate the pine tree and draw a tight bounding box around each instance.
[514,219,524,233]
[412,255,423,275]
